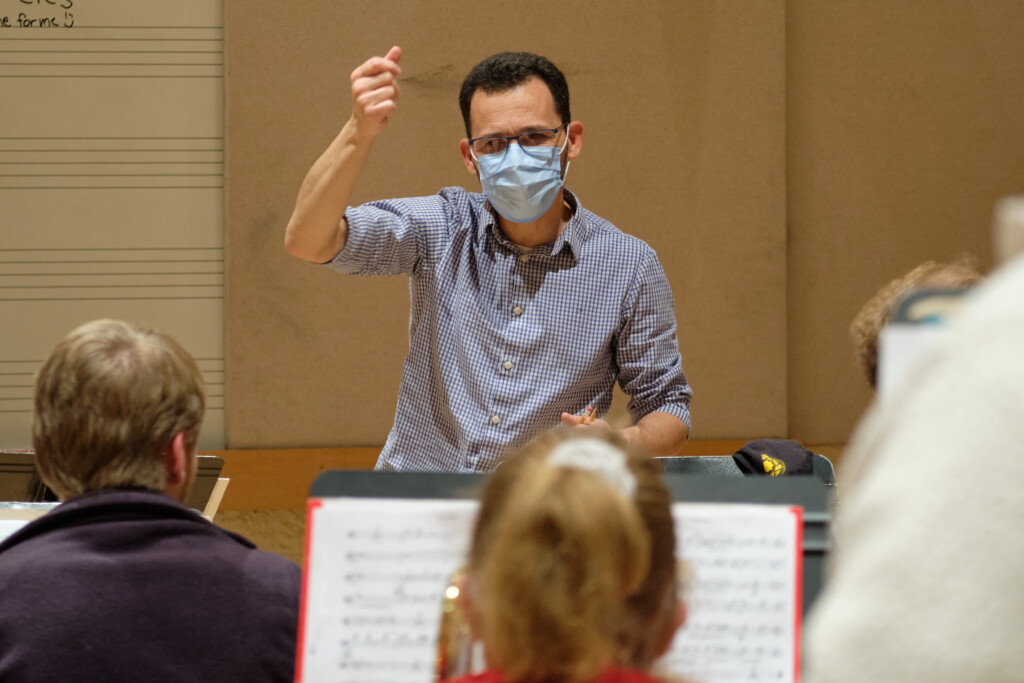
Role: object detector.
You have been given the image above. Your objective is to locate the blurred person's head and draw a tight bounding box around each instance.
[33,319,206,502]
[851,257,983,389]
[464,430,684,682]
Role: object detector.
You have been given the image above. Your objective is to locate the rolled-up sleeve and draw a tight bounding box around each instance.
[328,195,453,277]
[616,248,692,430]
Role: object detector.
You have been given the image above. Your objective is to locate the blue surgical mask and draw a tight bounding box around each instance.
[475,134,571,224]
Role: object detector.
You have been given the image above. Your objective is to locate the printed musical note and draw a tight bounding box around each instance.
[300,498,478,683]
[664,504,801,683]
[299,499,801,683]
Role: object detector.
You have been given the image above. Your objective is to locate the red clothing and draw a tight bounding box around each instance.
[445,666,665,683]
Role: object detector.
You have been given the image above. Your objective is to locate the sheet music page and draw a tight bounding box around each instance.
[300,498,478,683]
[300,499,801,683]
[0,0,224,448]
[0,519,30,543]
[877,324,949,397]
[664,504,801,683]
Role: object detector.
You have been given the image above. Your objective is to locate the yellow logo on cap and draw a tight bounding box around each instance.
[761,453,785,477]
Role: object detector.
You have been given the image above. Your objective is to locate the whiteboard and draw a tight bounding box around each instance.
[0,0,224,448]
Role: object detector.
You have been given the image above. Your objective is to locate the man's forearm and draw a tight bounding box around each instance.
[284,120,370,263]
[619,411,689,456]
[285,47,402,264]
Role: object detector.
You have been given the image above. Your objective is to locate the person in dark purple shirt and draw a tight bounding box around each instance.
[0,319,302,683]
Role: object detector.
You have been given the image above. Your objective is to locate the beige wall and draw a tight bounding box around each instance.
[787,1,1024,442]
[224,1,787,447]
[223,1,1021,449]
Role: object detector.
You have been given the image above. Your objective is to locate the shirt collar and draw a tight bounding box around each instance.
[552,189,584,258]
[476,188,586,260]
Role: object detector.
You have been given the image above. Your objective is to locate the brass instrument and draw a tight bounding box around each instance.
[434,566,478,681]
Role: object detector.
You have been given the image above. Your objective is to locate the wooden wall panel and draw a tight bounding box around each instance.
[786,1,1024,443]
[223,1,787,447]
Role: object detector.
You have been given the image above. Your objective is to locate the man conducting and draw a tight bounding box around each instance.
[286,47,692,471]
[0,320,301,682]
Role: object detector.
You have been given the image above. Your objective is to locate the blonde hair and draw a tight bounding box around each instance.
[850,257,983,388]
[468,431,677,683]
[33,319,205,499]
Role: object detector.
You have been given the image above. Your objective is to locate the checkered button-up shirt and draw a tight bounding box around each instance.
[329,187,691,472]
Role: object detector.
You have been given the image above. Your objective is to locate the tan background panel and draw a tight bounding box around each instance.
[786,1,1024,442]
[224,1,787,448]
[224,2,1022,452]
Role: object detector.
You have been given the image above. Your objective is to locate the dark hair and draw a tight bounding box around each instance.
[458,52,571,137]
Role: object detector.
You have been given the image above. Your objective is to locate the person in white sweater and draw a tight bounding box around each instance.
[803,252,1024,683]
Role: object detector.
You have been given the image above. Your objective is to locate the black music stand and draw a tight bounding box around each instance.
[308,470,832,615]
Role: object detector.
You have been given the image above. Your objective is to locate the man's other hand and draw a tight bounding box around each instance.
[350,46,402,140]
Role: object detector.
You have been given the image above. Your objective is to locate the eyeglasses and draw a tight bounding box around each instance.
[468,124,567,160]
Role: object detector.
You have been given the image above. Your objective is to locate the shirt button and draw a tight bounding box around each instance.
[512,306,523,316]
[503,361,513,371]
[490,415,501,425]
[521,255,530,263]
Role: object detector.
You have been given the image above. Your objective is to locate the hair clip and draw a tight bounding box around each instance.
[547,438,637,499]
